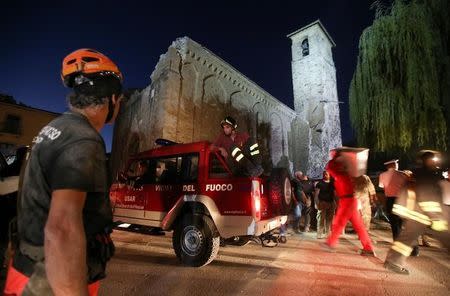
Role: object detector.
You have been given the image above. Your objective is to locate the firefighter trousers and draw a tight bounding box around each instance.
[385,217,450,268]
[326,198,374,251]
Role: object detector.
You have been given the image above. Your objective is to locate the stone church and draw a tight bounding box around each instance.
[111,20,342,179]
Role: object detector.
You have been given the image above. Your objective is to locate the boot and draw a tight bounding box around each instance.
[384,261,409,275]
[410,246,420,257]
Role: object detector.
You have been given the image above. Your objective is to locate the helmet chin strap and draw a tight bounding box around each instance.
[105,97,115,124]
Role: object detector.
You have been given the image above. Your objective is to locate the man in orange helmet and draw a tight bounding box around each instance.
[3,49,123,296]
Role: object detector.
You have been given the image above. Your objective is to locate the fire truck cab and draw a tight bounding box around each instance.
[110,140,291,267]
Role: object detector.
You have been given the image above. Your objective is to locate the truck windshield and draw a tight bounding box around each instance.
[127,153,199,185]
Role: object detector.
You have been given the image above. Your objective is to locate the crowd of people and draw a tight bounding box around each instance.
[285,165,377,242]
[212,113,449,273]
[281,149,449,275]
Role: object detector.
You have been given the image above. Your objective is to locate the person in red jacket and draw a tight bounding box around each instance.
[321,148,375,256]
[211,116,263,177]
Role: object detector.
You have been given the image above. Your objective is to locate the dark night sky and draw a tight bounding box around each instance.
[1,0,374,151]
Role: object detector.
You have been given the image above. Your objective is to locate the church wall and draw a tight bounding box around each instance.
[111,37,297,177]
[111,21,342,180]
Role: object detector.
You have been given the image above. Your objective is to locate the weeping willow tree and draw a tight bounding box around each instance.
[349,0,450,153]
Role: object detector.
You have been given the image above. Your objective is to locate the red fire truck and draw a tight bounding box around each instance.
[110,140,292,266]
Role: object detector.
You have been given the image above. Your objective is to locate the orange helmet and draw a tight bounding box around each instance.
[61,48,123,87]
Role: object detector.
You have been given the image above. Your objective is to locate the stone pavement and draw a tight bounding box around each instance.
[264,223,449,296]
[1,221,448,295]
[98,221,449,296]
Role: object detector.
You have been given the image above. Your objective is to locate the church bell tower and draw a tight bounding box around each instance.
[288,20,342,178]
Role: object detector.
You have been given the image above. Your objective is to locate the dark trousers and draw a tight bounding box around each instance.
[385,218,450,268]
[317,201,336,236]
[386,197,403,240]
[302,204,312,229]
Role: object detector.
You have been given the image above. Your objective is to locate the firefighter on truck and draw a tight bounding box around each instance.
[210,116,264,177]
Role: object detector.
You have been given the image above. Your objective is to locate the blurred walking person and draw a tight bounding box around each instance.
[378,159,408,240]
[321,147,375,256]
[384,150,449,275]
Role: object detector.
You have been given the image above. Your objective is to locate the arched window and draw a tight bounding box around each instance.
[301,38,309,57]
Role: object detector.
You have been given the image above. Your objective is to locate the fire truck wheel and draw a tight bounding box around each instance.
[268,168,292,215]
[173,214,220,267]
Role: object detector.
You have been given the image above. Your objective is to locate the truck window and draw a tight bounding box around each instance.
[155,157,178,184]
[126,159,152,186]
[180,154,199,182]
[127,154,199,185]
[209,153,230,178]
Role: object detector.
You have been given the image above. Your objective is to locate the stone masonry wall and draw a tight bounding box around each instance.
[111,21,342,180]
[289,21,342,178]
[111,37,297,177]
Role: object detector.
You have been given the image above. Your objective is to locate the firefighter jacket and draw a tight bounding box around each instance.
[393,168,448,232]
[213,131,261,166]
[213,132,250,152]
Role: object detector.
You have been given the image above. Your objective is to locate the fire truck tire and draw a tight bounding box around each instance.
[268,168,292,215]
[173,214,220,267]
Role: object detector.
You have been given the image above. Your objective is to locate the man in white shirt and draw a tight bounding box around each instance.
[378,159,408,240]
